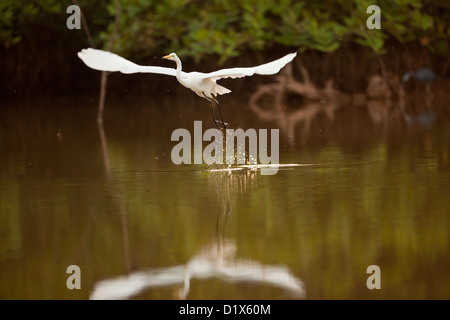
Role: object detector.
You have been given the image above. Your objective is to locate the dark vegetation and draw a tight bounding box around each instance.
[1,0,449,99]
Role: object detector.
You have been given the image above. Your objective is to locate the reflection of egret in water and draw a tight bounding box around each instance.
[89,170,305,300]
[89,238,305,300]
[208,169,257,238]
[402,109,436,129]
[399,67,437,129]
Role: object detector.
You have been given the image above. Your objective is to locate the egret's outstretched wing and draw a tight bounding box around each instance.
[205,52,297,81]
[77,48,176,76]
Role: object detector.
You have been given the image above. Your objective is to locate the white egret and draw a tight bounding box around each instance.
[77,48,297,129]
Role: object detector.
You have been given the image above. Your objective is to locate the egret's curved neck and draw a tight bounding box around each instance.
[173,56,183,82]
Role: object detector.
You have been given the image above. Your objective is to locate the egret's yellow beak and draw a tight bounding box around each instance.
[163,54,173,60]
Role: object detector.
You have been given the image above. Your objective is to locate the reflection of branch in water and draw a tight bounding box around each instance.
[97,121,131,273]
[397,79,437,129]
[89,239,305,300]
[97,122,111,179]
[249,63,347,145]
[249,63,435,138]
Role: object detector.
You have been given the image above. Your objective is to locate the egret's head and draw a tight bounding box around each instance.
[163,53,177,61]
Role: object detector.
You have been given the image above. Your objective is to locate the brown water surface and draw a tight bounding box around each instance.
[0,94,449,299]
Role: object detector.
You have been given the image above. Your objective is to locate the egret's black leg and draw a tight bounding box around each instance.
[203,94,221,129]
[211,96,228,129]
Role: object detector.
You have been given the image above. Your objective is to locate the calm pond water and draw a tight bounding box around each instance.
[0,94,449,299]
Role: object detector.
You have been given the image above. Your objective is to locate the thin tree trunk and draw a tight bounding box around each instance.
[72,0,95,47]
[97,0,120,123]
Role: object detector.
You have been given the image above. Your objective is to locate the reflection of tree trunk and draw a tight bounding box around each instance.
[97,122,111,179]
[98,121,132,273]
[119,198,131,273]
[97,71,109,125]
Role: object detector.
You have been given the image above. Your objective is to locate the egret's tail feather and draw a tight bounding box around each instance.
[214,84,231,96]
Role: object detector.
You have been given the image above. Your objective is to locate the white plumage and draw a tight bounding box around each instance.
[78,48,177,76]
[77,48,297,128]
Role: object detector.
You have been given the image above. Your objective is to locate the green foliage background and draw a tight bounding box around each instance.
[1,0,449,64]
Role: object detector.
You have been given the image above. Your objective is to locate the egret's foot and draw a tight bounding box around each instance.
[214,121,222,130]
[218,122,229,134]
[213,120,229,132]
